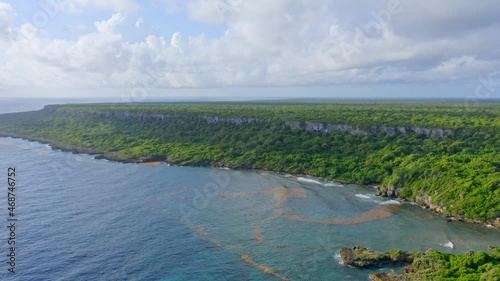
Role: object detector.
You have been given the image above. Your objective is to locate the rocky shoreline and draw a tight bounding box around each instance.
[0,134,498,229]
[340,246,500,281]
[375,186,500,228]
[339,246,414,281]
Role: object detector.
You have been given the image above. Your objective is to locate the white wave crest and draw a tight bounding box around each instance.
[297,177,322,185]
[334,252,344,265]
[440,241,454,249]
[355,194,371,199]
[380,200,401,205]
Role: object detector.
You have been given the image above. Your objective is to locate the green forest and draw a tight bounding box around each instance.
[343,245,500,281]
[0,101,499,225]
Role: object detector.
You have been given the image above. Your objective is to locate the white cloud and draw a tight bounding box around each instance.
[187,0,244,24]
[391,0,500,38]
[170,32,182,49]
[135,17,144,29]
[95,13,125,34]
[1,0,500,94]
[0,1,14,41]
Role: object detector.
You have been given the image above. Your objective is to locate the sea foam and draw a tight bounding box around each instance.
[334,252,344,265]
[440,241,454,249]
[355,194,371,199]
[380,200,401,205]
[297,177,322,185]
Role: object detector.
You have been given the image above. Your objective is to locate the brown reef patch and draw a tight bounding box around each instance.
[195,226,208,236]
[283,204,400,225]
[190,225,223,248]
[270,187,307,209]
[254,226,264,244]
[241,254,293,281]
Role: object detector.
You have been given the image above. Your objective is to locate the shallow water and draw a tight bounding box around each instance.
[0,137,498,280]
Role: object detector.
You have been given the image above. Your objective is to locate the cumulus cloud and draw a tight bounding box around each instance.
[0,0,500,92]
[187,0,244,24]
[390,0,500,38]
[0,1,14,41]
[95,13,125,34]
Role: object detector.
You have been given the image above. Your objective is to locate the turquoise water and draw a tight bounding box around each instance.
[0,137,498,280]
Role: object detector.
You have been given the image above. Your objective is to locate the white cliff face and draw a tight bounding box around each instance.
[56,109,177,120]
[204,116,258,125]
[56,108,453,138]
[291,121,452,137]
[300,121,369,135]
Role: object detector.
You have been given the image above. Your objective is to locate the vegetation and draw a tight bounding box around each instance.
[0,101,498,224]
[339,246,415,268]
[341,245,500,281]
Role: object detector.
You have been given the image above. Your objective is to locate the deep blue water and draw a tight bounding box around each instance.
[0,137,498,281]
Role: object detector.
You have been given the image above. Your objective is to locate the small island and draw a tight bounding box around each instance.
[340,246,500,280]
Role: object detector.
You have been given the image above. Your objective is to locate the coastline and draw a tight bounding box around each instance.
[340,245,500,281]
[1,134,498,229]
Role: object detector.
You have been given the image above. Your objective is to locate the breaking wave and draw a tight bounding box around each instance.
[297,177,323,185]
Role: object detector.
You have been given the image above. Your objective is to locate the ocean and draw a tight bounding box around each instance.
[0,137,499,280]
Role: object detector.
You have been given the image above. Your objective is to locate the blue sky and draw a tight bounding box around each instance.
[0,0,499,100]
[8,1,227,41]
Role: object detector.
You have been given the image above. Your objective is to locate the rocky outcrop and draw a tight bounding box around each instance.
[411,127,452,138]
[414,195,447,214]
[305,122,369,135]
[56,108,260,125]
[203,116,258,125]
[493,218,500,228]
[339,246,414,268]
[286,121,452,138]
[375,186,400,198]
[370,273,410,281]
[56,109,179,120]
[375,190,499,228]
[344,246,500,281]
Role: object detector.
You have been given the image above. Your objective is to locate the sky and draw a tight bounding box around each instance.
[0,0,500,100]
